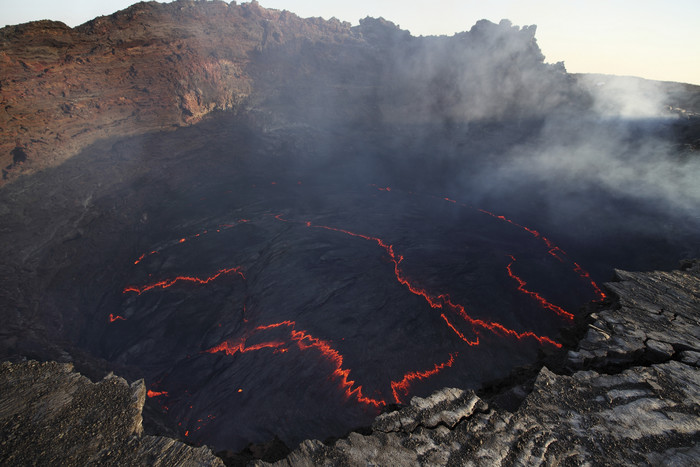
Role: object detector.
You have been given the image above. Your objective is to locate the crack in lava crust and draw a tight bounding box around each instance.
[278,216,563,348]
[204,320,386,408]
[122,267,245,295]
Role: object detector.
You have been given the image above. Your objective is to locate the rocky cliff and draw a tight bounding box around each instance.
[0,0,354,183]
[1,0,576,185]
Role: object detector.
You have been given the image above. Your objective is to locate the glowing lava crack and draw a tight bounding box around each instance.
[205,320,386,408]
[123,267,245,295]
[281,216,564,349]
[506,255,574,320]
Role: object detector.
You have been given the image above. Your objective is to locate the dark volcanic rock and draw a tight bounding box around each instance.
[258,261,700,466]
[568,260,700,369]
[0,360,223,465]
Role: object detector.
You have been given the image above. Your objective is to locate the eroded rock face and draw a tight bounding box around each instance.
[259,261,700,466]
[0,360,223,465]
[0,1,576,185]
[0,1,354,183]
[569,261,700,369]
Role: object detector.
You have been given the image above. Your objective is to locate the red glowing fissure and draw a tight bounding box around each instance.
[122,267,245,295]
[300,219,561,348]
[573,262,606,301]
[391,353,457,404]
[478,208,606,300]
[205,320,385,408]
[440,313,479,346]
[370,185,604,303]
[131,219,250,266]
[147,390,169,398]
[109,313,126,322]
[506,255,574,320]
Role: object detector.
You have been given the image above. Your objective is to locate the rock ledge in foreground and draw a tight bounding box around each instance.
[0,360,223,466]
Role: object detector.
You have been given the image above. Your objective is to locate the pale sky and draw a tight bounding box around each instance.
[2,0,698,85]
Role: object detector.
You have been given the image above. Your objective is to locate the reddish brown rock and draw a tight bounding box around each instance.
[0,1,354,184]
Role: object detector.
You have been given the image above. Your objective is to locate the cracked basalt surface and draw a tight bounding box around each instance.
[258,260,700,466]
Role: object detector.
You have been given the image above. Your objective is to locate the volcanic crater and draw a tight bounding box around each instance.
[1,0,699,460]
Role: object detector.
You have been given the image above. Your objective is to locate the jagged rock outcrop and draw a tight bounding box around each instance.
[0,360,223,465]
[569,260,700,370]
[259,260,700,466]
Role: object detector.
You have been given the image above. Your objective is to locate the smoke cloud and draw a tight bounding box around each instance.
[252,15,700,267]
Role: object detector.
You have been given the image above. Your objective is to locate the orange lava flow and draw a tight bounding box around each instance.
[109,313,126,322]
[573,262,606,301]
[206,320,386,408]
[478,209,606,300]
[132,219,251,265]
[390,353,457,404]
[308,222,561,348]
[147,390,169,398]
[205,338,286,356]
[440,314,479,346]
[290,329,385,408]
[506,255,574,320]
[123,267,245,295]
[134,250,158,265]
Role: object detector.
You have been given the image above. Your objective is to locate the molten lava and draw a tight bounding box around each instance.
[205,320,385,408]
[303,220,562,348]
[370,185,604,303]
[123,267,245,295]
[506,255,574,320]
[391,353,457,404]
[478,208,606,300]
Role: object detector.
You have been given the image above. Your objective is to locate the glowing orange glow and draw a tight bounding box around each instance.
[440,313,479,345]
[109,313,126,322]
[191,414,216,434]
[479,208,605,300]
[206,320,386,408]
[290,329,385,408]
[390,353,456,404]
[506,255,574,320]
[254,320,296,331]
[573,262,606,300]
[133,250,158,265]
[123,267,245,295]
[205,338,285,356]
[147,390,169,397]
